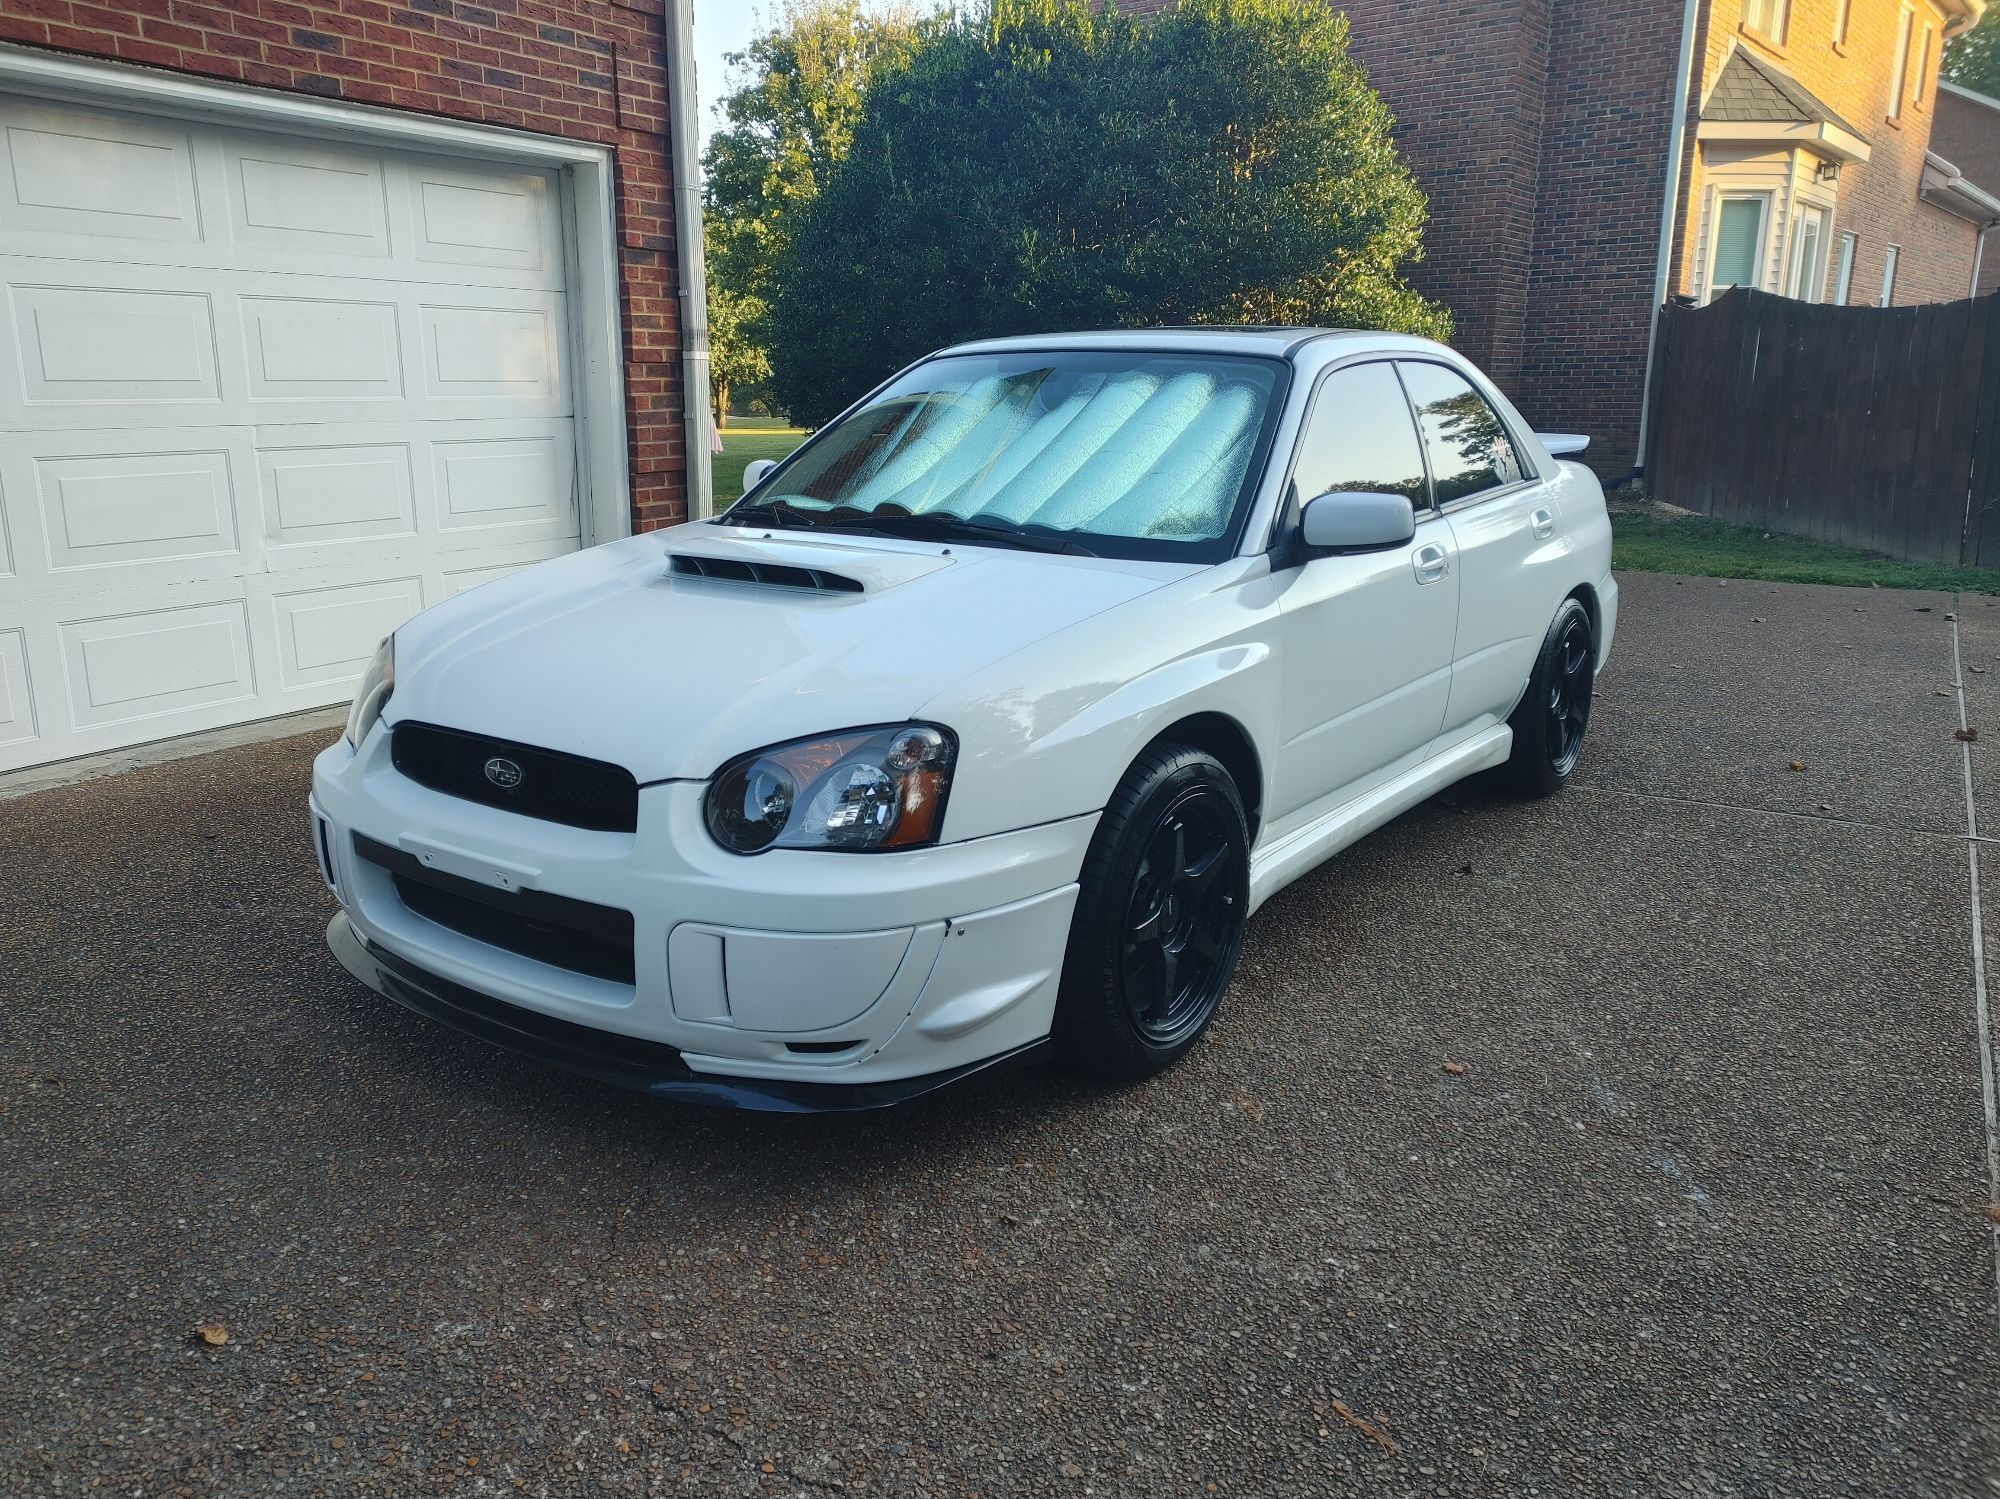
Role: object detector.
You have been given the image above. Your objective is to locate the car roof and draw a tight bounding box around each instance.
[934,326,1447,362]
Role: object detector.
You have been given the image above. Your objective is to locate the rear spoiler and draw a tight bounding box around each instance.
[1538,432,1590,458]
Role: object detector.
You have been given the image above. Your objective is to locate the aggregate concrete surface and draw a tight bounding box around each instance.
[2,571,1995,1497]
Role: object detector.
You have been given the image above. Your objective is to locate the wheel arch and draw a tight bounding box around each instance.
[1566,581,1601,647]
[1140,711,1264,843]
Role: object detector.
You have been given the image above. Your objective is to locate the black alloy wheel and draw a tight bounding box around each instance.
[1506,596,1596,797]
[1545,607,1594,778]
[1121,787,1240,1048]
[1055,744,1250,1079]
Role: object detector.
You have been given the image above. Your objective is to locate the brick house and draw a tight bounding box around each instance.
[1931,78,2000,292]
[0,1,708,774]
[1123,0,1990,478]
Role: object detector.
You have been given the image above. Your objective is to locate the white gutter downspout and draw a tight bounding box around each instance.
[663,0,714,520]
[1635,0,1703,474]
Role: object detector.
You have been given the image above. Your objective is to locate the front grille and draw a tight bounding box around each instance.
[354,833,635,985]
[391,721,639,833]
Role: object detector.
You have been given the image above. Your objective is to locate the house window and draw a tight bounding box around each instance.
[1890,7,1914,118]
[1709,193,1771,298]
[1788,204,1828,302]
[1916,24,1934,104]
[1744,0,1790,42]
[1833,231,1858,304]
[1833,0,1852,45]
[1880,244,1901,306]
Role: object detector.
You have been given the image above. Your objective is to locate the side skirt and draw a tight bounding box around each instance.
[1247,725,1513,912]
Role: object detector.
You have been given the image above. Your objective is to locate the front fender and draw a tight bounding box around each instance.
[926,565,1284,843]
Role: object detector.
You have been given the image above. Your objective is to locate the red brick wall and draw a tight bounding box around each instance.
[0,0,689,530]
[1333,0,1552,389]
[1516,0,1693,475]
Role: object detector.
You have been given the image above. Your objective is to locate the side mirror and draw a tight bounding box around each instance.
[1300,490,1416,553]
[741,458,779,494]
[1538,432,1590,458]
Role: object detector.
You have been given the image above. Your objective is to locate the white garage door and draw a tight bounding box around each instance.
[0,92,585,773]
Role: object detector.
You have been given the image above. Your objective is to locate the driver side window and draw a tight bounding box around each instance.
[1291,362,1431,514]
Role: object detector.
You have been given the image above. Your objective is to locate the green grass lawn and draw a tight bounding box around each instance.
[713,424,807,506]
[1611,510,2000,595]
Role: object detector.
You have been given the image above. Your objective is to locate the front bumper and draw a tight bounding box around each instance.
[311,729,1091,1099]
[327,913,1050,1111]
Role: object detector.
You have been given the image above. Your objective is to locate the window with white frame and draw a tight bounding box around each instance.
[1880,244,1901,306]
[1891,7,1914,118]
[1744,0,1790,41]
[1833,0,1852,45]
[1709,193,1771,300]
[1788,204,1828,302]
[1833,231,1858,304]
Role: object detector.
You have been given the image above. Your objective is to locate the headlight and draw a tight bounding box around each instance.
[705,724,956,854]
[343,635,395,748]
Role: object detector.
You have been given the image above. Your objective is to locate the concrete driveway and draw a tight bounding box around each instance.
[3,571,1997,1497]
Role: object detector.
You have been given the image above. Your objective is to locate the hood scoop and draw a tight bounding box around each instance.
[661,527,958,596]
[667,553,863,593]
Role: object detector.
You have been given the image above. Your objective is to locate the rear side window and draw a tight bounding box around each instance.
[1290,362,1429,511]
[1398,361,1527,505]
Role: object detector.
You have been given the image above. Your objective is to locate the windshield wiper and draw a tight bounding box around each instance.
[857,512,1099,557]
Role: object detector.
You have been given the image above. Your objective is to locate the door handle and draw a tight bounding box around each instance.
[1531,506,1558,540]
[1412,542,1449,585]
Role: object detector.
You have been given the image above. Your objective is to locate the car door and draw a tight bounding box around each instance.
[1268,360,1460,829]
[1397,359,1555,744]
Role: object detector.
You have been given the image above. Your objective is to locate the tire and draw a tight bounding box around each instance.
[1504,596,1596,797]
[1053,743,1250,1080]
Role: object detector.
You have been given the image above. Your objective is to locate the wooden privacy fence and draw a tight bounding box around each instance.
[1647,287,2000,567]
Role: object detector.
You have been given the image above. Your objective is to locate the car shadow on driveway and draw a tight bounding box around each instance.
[3,569,1996,1497]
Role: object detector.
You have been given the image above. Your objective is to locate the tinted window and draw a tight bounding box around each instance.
[1290,362,1429,512]
[1399,362,1526,505]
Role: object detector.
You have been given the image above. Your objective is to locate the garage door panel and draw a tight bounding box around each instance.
[418,301,563,408]
[258,440,417,550]
[37,447,239,572]
[0,100,201,247]
[11,284,221,406]
[57,598,256,730]
[408,158,560,276]
[267,575,423,693]
[432,429,576,540]
[223,138,392,259]
[0,628,35,748]
[241,295,404,402]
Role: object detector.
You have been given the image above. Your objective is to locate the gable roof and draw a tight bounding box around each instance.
[1702,48,1866,140]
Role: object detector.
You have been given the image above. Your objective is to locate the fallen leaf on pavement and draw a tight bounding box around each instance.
[194,1323,229,1347]
[1443,1061,1468,1076]
[1788,761,1806,773]
[1330,1400,1400,1455]
[1958,729,1979,743]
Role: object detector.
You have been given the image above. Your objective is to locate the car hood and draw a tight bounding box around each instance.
[387,523,1190,782]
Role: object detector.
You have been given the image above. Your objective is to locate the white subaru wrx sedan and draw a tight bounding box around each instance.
[311,328,1616,1110]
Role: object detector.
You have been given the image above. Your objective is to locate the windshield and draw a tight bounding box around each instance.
[719,351,1287,562]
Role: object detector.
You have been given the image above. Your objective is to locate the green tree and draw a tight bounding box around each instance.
[1945,6,2000,96]
[706,243,770,425]
[702,0,937,398]
[769,0,1448,425]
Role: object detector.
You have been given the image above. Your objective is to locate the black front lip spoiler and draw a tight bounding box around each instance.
[325,913,1049,1113]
